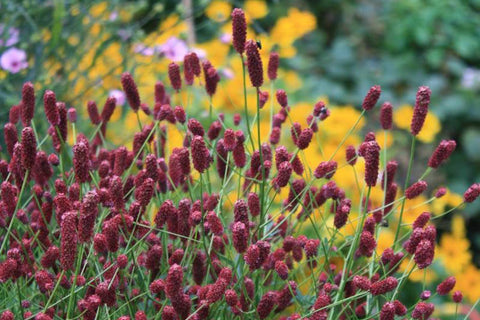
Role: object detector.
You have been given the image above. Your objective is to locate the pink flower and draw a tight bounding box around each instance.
[109,89,126,106]
[157,36,189,62]
[1,47,28,73]
[0,25,19,47]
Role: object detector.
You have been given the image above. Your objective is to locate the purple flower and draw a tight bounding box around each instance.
[133,44,155,56]
[1,47,28,73]
[0,25,19,47]
[156,37,188,62]
[109,89,126,106]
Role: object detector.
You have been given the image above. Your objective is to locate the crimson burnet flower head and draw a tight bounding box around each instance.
[345,145,357,165]
[268,52,279,80]
[203,60,220,96]
[257,291,277,319]
[358,231,376,257]
[73,141,90,183]
[187,118,204,137]
[183,53,197,85]
[60,211,78,271]
[231,8,247,54]
[43,90,59,126]
[380,101,393,130]
[276,89,288,108]
[380,302,395,320]
[413,212,431,229]
[275,260,289,280]
[363,140,380,187]
[247,192,260,217]
[232,221,248,253]
[412,302,434,319]
[191,136,211,173]
[21,127,36,170]
[87,101,101,125]
[173,105,186,124]
[67,107,77,123]
[452,290,463,303]
[381,160,398,190]
[0,310,14,320]
[223,129,236,151]
[393,300,407,316]
[305,239,319,258]
[103,218,119,253]
[245,40,263,88]
[370,276,398,295]
[463,183,480,203]
[79,191,99,243]
[296,128,313,150]
[269,127,281,145]
[4,123,18,157]
[414,239,435,269]
[334,198,351,229]
[234,199,249,224]
[21,82,35,127]
[411,86,431,135]
[314,161,337,179]
[121,72,141,112]
[362,85,381,111]
[168,62,182,91]
[428,139,456,168]
[101,96,116,123]
[93,233,108,254]
[436,276,456,295]
[435,187,447,198]
[275,161,292,188]
[134,177,154,207]
[353,275,371,291]
[166,263,183,298]
[9,104,20,125]
[405,180,428,199]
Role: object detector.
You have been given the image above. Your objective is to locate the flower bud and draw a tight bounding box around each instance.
[21,82,35,127]
[410,86,431,136]
[168,62,182,92]
[405,180,428,199]
[60,211,78,270]
[246,40,263,88]
[362,85,381,111]
[268,52,279,81]
[231,8,247,54]
[436,276,456,295]
[44,90,59,126]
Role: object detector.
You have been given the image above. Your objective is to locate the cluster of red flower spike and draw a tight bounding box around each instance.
[0,7,479,320]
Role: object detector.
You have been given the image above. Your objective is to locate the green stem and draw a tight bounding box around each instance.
[393,136,416,250]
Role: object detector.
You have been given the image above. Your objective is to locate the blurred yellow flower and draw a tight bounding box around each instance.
[438,234,471,274]
[245,0,268,20]
[206,1,232,23]
[456,265,480,302]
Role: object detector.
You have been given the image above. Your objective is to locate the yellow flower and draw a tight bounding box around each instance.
[245,0,268,20]
[393,104,441,143]
[205,1,232,23]
[438,234,471,274]
[456,264,480,302]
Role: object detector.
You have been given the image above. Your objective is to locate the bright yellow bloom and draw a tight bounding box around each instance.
[456,264,480,302]
[438,234,471,274]
[205,1,232,23]
[245,0,268,20]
